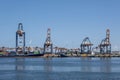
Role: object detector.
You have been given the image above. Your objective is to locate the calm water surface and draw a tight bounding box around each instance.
[0,57,120,80]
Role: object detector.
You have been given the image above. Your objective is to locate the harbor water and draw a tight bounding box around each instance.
[0,57,120,80]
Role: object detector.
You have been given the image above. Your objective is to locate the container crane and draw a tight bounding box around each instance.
[43,28,53,54]
[99,29,111,54]
[80,37,93,54]
[16,23,25,55]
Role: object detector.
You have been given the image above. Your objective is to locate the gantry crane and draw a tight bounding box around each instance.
[80,37,93,54]
[43,28,53,54]
[99,29,111,54]
[16,23,25,55]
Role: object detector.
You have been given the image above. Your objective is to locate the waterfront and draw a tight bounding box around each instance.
[0,57,120,80]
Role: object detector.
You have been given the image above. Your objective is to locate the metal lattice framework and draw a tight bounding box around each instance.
[43,28,53,54]
[16,23,25,54]
[80,37,93,54]
[99,29,111,54]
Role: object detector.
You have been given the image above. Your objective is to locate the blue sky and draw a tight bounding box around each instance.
[0,0,120,51]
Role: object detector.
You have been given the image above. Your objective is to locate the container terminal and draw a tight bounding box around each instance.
[0,23,119,57]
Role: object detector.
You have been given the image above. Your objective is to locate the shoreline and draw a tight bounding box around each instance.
[0,54,120,58]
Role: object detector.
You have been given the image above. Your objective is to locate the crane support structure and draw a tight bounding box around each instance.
[16,23,25,55]
[43,28,53,54]
[99,29,111,54]
[80,37,93,54]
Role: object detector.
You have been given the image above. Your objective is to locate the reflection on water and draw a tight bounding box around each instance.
[15,58,25,71]
[99,58,111,80]
[0,57,120,80]
[43,58,53,80]
[15,58,25,80]
[100,58,111,72]
[0,57,113,72]
[81,57,92,72]
[44,58,52,72]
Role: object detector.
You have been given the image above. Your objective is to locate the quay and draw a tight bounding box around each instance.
[0,53,120,58]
